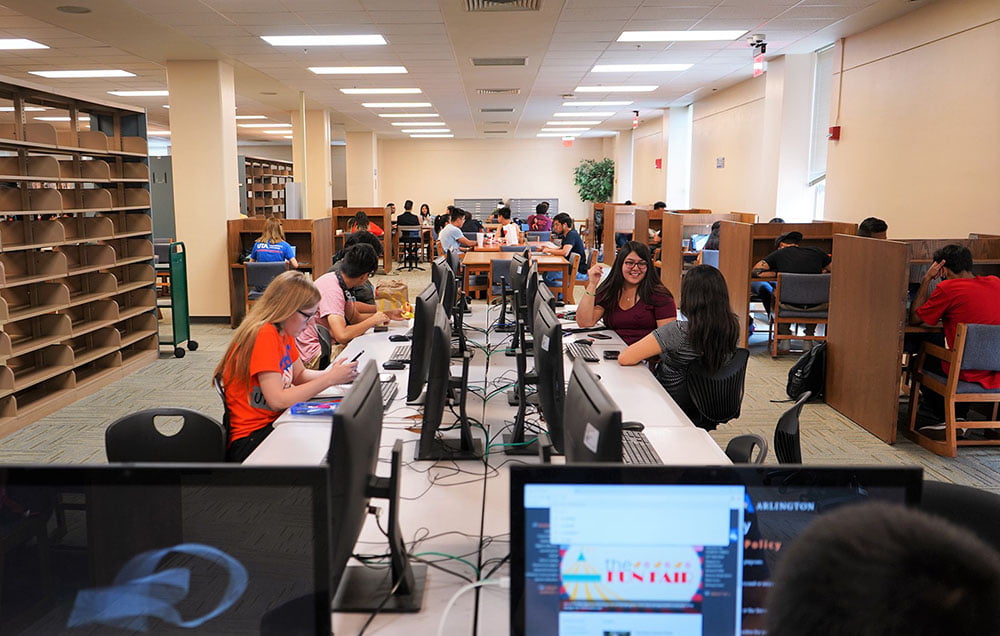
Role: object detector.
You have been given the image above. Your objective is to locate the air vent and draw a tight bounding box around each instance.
[484,121,510,124]
[472,57,527,67]
[466,0,539,11]
[481,108,514,113]
[477,88,520,96]
[484,130,507,134]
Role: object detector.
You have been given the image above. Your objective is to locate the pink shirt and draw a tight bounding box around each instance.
[296,271,347,364]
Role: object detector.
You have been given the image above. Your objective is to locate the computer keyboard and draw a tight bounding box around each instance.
[621,430,663,465]
[381,380,398,409]
[565,342,600,363]
[388,345,411,363]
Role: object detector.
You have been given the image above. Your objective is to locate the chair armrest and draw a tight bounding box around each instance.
[922,342,954,365]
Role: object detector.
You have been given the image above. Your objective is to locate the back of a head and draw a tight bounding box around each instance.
[535,202,547,216]
[498,207,512,220]
[340,243,378,278]
[769,217,786,224]
[344,230,383,257]
[404,200,413,211]
[776,231,803,249]
[932,244,974,274]
[767,502,1000,636]
[449,208,467,223]
[653,201,666,210]
[857,216,888,238]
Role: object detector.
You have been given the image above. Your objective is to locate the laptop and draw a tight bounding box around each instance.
[510,465,921,636]
[0,465,331,635]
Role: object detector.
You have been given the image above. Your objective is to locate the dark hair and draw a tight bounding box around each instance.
[624,200,633,205]
[704,221,722,251]
[552,212,573,229]
[344,229,383,257]
[386,202,395,208]
[433,213,449,234]
[596,241,673,309]
[679,265,738,373]
[857,217,888,237]
[420,203,430,215]
[448,208,467,223]
[776,231,802,248]
[340,243,379,278]
[350,211,370,231]
[498,207,512,220]
[404,200,413,211]
[932,244,973,274]
[767,502,1000,636]
[653,201,667,210]
[535,202,549,216]
[541,201,550,212]
[769,217,785,223]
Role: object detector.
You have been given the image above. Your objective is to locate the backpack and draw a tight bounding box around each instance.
[786,342,826,401]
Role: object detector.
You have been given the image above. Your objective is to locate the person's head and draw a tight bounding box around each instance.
[258,215,286,244]
[624,200,634,206]
[386,202,396,214]
[551,213,573,235]
[679,265,738,373]
[449,208,467,225]
[343,230,383,257]
[653,201,667,210]
[857,217,888,239]
[351,211,370,230]
[597,240,672,306]
[776,231,803,249]
[767,502,1000,636]
[709,220,722,237]
[769,217,785,223]
[541,201,550,213]
[498,207,512,224]
[214,270,320,384]
[339,243,379,284]
[932,244,974,276]
[535,202,549,216]
[419,203,430,216]
[403,200,413,212]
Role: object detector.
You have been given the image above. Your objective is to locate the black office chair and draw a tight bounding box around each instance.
[244,261,288,317]
[687,348,750,430]
[920,480,1000,553]
[316,322,333,369]
[397,224,424,272]
[774,391,811,463]
[105,407,226,462]
[725,434,768,464]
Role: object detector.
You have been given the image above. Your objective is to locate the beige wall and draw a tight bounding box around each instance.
[331,145,346,201]
[825,0,1000,237]
[238,144,292,162]
[376,137,605,218]
[631,116,665,205]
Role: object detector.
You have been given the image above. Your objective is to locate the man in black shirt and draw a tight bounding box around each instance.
[541,213,588,297]
[460,210,484,234]
[752,231,832,338]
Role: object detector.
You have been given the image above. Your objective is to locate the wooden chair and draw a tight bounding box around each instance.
[546,252,580,301]
[574,247,598,292]
[906,323,1000,458]
[769,273,830,357]
[105,407,227,462]
[774,391,811,463]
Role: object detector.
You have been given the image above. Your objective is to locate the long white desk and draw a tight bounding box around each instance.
[246,299,728,635]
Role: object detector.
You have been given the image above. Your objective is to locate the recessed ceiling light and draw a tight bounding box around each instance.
[617,30,747,42]
[147,130,171,136]
[546,120,600,126]
[410,134,453,138]
[260,91,278,96]
[541,128,589,132]
[553,112,615,118]
[0,106,47,112]
[107,90,169,97]
[235,115,267,120]
[341,88,421,95]
[537,133,578,138]
[309,66,407,74]
[261,35,386,47]
[562,101,632,106]
[35,115,90,121]
[263,130,291,134]
[390,121,445,127]
[592,63,692,72]
[377,113,439,118]
[362,102,432,108]
[56,5,91,13]
[238,123,291,128]
[401,129,451,133]
[575,85,657,93]
[0,38,48,50]
[30,70,135,78]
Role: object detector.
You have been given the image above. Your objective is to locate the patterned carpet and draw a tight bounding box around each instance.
[2,266,997,494]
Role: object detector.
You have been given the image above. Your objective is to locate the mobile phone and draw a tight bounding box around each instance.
[603,350,621,360]
[350,350,365,362]
[588,332,612,340]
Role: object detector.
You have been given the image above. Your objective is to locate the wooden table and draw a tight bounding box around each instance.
[471,240,554,253]
[461,251,573,303]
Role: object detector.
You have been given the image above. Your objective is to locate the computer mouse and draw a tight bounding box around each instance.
[575,338,594,346]
[382,360,406,370]
[621,421,645,432]
[388,334,410,342]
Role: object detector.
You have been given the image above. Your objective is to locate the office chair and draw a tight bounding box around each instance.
[526,231,551,242]
[105,407,226,462]
[316,322,333,369]
[244,261,288,316]
[687,348,751,431]
[770,273,831,357]
[488,258,510,304]
[774,391,811,463]
[725,434,768,463]
[397,224,424,272]
[920,480,1000,553]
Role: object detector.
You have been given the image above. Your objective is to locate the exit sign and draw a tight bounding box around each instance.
[753,53,766,78]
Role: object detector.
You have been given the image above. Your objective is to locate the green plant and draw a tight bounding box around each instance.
[573,158,615,203]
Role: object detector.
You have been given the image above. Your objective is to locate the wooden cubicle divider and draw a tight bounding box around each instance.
[659,212,758,304]
[600,205,648,265]
[330,207,393,274]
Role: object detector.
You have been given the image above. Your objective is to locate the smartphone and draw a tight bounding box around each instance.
[350,350,365,362]
[588,332,612,340]
[603,350,621,360]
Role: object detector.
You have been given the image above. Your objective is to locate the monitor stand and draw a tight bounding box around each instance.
[504,344,541,456]
[416,352,484,461]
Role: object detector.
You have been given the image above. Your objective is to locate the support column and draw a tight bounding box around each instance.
[613,130,633,203]
[292,109,333,219]
[666,106,693,209]
[762,54,815,220]
[346,131,378,206]
[166,60,239,318]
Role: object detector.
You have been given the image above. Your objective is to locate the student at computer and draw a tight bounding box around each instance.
[216,271,359,462]
[329,230,382,309]
[438,208,477,253]
[618,265,738,426]
[347,211,384,237]
[751,230,832,337]
[497,206,520,245]
[541,213,589,291]
[249,216,299,268]
[576,240,676,345]
[649,201,668,246]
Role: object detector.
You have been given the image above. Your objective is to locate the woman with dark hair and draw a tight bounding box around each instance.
[703,220,722,251]
[618,265,739,426]
[575,240,676,345]
[347,211,383,237]
[419,203,432,226]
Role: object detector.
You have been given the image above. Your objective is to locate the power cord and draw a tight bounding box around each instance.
[436,578,510,636]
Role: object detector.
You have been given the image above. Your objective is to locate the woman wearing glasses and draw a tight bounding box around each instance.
[575,240,676,345]
[215,270,359,462]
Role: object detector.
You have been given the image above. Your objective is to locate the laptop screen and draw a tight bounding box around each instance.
[0,465,330,635]
[510,465,921,636]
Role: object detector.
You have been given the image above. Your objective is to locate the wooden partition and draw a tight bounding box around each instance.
[659,212,758,303]
[601,205,647,265]
[330,207,393,274]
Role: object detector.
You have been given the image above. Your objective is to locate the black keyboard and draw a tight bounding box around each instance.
[621,430,663,465]
[381,381,398,409]
[565,342,599,362]
[389,345,411,363]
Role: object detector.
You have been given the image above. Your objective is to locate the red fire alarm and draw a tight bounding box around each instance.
[828,126,841,141]
[654,158,662,169]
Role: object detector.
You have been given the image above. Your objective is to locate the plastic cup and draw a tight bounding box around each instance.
[477,233,484,248]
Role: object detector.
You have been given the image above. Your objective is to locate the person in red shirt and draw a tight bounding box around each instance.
[214,271,358,462]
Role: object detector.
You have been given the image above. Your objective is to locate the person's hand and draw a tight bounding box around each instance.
[925,261,944,282]
[369,310,389,326]
[385,308,405,321]
[587,262,603,286]
[326,357,359,385]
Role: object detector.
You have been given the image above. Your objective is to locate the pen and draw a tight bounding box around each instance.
[350,350,365,362]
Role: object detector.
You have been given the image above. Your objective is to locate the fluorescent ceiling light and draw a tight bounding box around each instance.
[263,130,291,134]
[541,128,589,132]
[617,30,747,42]
[592,63,692,72]
[546,120,600,126]
[553,112,615,117]
[410,134,453,138]
[575,85,657,93]
[0,38,48,50]
[537,133,577,138]
[562,101,632,106]
[0,106,46,112]
[261,35,386,46]
[391,121,445,127]
[309,66,406,74]
[107,90,169,97]
[148,130,171,136]
[362,102,432,108]
[162,105,169,109]
[401,129,450,133]
[30,70,135,78]
[35,116,90,121]
[378,113,439,118]
[235,115,267,120]
[283,135,293,139]
[341,88,421,95]
[239,123,291,128]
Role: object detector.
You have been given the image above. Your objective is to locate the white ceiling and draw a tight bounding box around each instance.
[0,0,933,143]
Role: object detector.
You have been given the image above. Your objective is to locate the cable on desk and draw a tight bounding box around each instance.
[482,552,511,580]
[437,578,509,636]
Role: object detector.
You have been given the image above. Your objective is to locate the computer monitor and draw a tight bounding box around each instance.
[430,258,456,318]
[508,253,528,304]
[562,358,622,462]
[445,249,461,282]
[689,233,710,251]
[329,361,425,612]
[416,305,483,461]
[532,280,557,319]
[406,283,439,403]
[509,464,922,636]
[521,261,539,323]
[0,464,331,634]
[532,302,565,453]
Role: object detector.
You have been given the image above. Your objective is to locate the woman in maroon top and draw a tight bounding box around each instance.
[575,241,676,344]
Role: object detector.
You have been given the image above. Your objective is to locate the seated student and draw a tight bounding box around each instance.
[767,502,1000,636]
[527,202,552,232]
[751,231,832,337]
[496,206,520,245]
[858,216,889,239]
[297,244,405,368]
[703,220,721,251]
[347,211,384,237]
[396,200,421,228]
[419,203,433,227]
[329,230,382,307]
[249,216,299,268]
[384,202,396,226]
[460,210,484,234]
[541,213,589,291]
[576,240,676,345]
[649,201,668,246]
[438,207,478,253]
[216,271,359,462]
[615,200,635,248]
[618,265,737,427]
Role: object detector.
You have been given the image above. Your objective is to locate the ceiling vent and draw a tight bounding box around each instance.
[466,0,539,11]
[484,121,510,124]
[480,107,515,113]
[477,88,520,96]
[484,130,508,134]
[472,57,527,67]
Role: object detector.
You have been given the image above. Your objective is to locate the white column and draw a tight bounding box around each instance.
[613,130,634,203]
[666,106,693,209]
[762,54,815,220]
[346,131,378,206]
[292,109,333,219]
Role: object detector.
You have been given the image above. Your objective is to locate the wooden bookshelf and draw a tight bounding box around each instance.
[0,78,156,438]
[241,156,293,217]
[331,207,394,274]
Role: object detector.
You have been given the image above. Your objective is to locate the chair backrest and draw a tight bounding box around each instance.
[687,348,750,425]
[920,480,1000,553]
[212,375,232,440]
[777,273,831,305]
[567,252,581,277]
[398,224,421,240]
[774,390,811,463]
[315,323,333,369]
[701,249,720,269]
[725,434,768,464]
[526,231,551,242]
[245,261,288,289]
[490,258,511,287]
[105,407,226,462]
[153,241,171,264]
[500,245,524,252]
[462,232,479,241]
[958,324,1000,372]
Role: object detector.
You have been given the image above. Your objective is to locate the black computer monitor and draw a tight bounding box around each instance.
[562,357,622,462]
[416,305,483,461]
[0,464,331,634]
[532,280,557,319]
[532,303,566,453]
[330,361,425,612]
[508,253,528,303]
[430,258,456,318]
[446,248,461,281]
[406,283,439,402]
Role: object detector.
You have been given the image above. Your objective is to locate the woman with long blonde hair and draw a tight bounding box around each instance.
[250,216,299,267]
[215,271,357,461]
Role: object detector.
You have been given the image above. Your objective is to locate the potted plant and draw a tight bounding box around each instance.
[573,158,614,249]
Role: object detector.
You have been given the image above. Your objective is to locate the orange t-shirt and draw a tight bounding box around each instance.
[223,323,298,443]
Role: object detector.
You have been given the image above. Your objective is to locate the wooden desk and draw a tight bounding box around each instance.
[461,251,573,303]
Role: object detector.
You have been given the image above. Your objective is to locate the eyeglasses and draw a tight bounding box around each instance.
[297,308,318,320]
[623,260,648,270]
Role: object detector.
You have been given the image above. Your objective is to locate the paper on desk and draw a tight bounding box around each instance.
[314,384,352,399]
